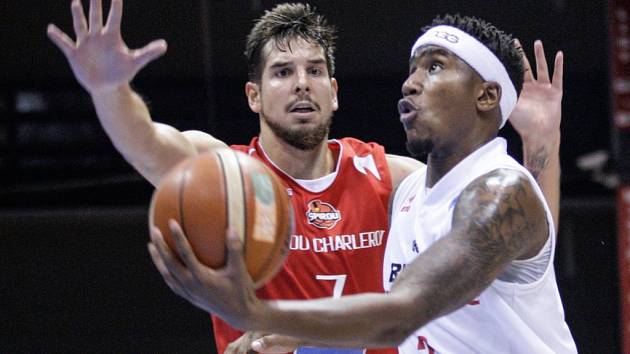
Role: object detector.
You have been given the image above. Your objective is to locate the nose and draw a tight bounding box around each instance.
[294,69,310,94]
[401,74,420,98]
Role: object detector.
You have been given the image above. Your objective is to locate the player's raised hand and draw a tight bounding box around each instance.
[508,39,563,138]
[47,0,167,94]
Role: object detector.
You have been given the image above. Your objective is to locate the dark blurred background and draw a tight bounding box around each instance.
[0,0,622,353]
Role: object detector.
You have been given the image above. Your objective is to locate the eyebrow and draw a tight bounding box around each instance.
[307,58,326,65]
[268,58,327,69]
[269,61,291,69]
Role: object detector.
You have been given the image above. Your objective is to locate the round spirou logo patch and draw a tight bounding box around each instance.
[305,200,341,229]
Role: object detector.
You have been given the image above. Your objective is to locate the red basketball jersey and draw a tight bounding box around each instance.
[212,137,394,354]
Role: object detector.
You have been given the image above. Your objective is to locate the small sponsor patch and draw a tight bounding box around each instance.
[305,199,341,229]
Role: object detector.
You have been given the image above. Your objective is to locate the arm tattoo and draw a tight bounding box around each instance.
[524,146,549,180]
[453,169,547,274]
[391,169,548,326]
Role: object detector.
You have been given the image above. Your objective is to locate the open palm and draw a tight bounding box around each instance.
[509,40,564,138]
[47,0,166,93]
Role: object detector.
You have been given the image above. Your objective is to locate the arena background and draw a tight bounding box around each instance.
[1,1,621,353]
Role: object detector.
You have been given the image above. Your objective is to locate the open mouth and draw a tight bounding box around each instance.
[398,99,419,126]
[397,99,416,115]
[291,107,316,113]
[289,101,317,113]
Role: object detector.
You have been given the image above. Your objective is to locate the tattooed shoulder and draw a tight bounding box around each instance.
[452,168,548,268]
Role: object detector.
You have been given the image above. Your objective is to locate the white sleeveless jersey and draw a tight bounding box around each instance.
[383,138,577,354]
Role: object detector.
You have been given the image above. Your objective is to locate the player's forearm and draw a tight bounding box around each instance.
[254,292,421,348]
[521,131,561,230]
[90,84,196,186]
[254,236,491,349]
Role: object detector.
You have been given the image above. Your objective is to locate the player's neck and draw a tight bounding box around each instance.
[258,133,335,180]
[426,136,492,187]
[426,153,466,187]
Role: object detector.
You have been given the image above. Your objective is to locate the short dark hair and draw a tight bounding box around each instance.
[245,3,337,82]
[423,14,524,95]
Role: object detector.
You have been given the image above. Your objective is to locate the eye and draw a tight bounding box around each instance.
[429,61,443,74]
[276,68,291,77]
[409,66,417,75]
[308,67,323,76]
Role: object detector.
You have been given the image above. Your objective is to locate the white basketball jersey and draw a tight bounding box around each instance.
[383,138,577,354]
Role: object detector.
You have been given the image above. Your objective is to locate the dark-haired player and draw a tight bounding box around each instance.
[47,3,415,353]
[48,1,566,352]
[148,14,577,353]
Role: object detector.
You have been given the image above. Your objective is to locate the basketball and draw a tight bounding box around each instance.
[149,148,293,288]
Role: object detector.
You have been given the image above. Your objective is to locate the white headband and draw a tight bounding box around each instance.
[410,25,517,128]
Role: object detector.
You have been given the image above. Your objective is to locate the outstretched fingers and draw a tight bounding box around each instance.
[534,40,550,83]
[105,0,123,35]
[70,0,88,40]
[88,0,104,34]
[515,39,534,83]
[552,51,564,91]
[47,24,76,57]
[132,39,168,71]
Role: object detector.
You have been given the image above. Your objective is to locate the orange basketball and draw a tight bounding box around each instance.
[148,148,293,288]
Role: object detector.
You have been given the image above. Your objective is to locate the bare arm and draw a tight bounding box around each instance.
[91,86,226,186]
[521,133,560,231]
[509,40,564,229]
[47,0,226,186]
[147,169,548,348]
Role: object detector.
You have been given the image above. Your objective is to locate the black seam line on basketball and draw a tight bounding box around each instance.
[216,151,229,245]
[237,154,248,259]
[178,160,192,241]
[215,153,238,261]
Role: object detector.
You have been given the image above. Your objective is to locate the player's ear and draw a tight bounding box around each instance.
[476,81,500,113]
[245,81,261,113]
[330,78,339,112]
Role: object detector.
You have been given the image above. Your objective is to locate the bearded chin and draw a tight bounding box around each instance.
[406,137,432,160]
[261,111,331,150]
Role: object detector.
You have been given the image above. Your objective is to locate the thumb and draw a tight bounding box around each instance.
[252,334,300,353]
[132,39,167,71]
[47,24,75,58]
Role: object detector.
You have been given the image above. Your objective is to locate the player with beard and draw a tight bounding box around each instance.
[49,1,565,353]
[145,13,577,354]
[48,2,416,353]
